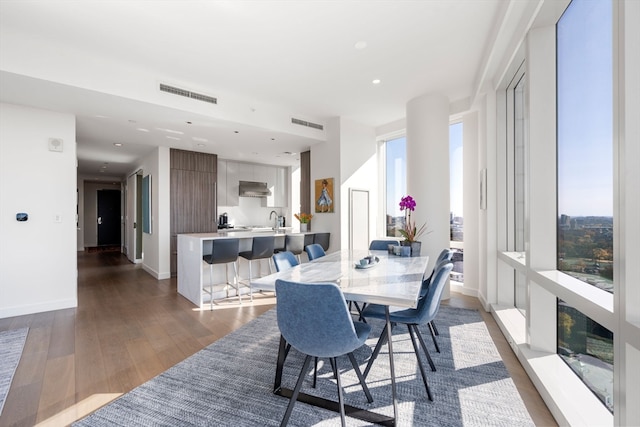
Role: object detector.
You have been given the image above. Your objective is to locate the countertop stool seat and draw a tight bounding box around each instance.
[238,236,275,301]
[202,238,240,309]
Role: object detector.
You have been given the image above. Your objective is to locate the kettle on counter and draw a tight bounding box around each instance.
[218,212,228,227]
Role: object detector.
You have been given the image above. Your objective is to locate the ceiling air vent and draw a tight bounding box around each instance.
[291,117,324,131]
[159,83,217,105]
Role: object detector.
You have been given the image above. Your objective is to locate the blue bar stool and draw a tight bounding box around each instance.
[239,236,275,301]
[202,238,240,309]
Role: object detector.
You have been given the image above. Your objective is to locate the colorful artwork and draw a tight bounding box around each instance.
[315,178,334,213]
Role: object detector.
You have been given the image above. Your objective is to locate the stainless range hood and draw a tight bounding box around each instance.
[239,180,272,197]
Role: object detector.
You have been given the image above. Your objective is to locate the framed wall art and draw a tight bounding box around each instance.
[315,177,334,213]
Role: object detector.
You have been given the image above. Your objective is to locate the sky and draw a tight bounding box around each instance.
[557,0,613,217]
[387,0,613,220]
[385,125,463,218]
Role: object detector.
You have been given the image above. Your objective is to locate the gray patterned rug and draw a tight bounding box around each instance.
[0,327,28,415]
[74,307,534,426]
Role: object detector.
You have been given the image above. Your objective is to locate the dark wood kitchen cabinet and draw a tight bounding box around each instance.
[170,149,217,275]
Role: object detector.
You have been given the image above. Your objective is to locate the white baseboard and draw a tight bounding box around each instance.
[0,298,77,319]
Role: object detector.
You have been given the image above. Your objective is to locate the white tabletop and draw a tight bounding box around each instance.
[251,249,429,308]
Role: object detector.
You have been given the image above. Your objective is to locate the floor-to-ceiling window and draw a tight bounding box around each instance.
[449,122,464,283]
[506,61,528,314]
[556,0,614,412]
[557,0,614,294]
[384,136,407,238]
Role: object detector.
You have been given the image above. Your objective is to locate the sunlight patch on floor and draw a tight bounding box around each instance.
[191,294,276,311]
[35,393,122,427]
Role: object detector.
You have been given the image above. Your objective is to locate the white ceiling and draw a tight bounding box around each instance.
[0,0,508,180]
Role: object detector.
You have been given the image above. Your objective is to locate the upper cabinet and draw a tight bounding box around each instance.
[218,160,287,207]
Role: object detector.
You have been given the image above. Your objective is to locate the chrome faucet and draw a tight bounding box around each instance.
[269,210,279,230]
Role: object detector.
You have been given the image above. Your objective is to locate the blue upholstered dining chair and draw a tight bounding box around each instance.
[272,251,299,272]
[275,279,373,426]
[368,239,400,251]
[421,249,453,296]
[304,243,326,261]
[361,262,453,401]
[419,249,453,352]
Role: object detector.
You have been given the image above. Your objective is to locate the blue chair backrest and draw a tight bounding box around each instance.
[273,251,299,272]
[420,257,453,298]
[423,249,453,282]
[305,243,326,261]
[369,239,400,250]
[436,249,453,264]
[414,262,454,324]
[276,279,362,357]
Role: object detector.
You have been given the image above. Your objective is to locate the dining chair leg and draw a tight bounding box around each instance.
[312,357,318,388]
[428,321,440,352]
[412,324,436,371]
[329,358,337,379]
[431,320,440,335]
[333,357,347,427]
[407,325,433,401]
[363,322,390,379]
[280,355,312,427]
[347,352,373,403]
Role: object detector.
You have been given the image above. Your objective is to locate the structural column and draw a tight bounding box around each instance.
[406,93,450,298]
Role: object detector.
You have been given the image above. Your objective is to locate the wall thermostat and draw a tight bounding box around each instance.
[48,137,64,152]
[16,213,28,222]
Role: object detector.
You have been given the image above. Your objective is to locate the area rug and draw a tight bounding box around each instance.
[74,307,534,426]
[0,327,28,415]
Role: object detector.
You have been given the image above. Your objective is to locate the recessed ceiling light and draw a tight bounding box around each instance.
[372,79,381,85]
[234,130,239,134]
[355,41,367,50]
[155,128,184,135]
[192,137,208,142]
[136,128,150,132]
[166,136,181,140]
[186,121,192,125]
[113,143,123,147]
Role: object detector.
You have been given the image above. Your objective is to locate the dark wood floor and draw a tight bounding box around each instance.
[0,251,557,427]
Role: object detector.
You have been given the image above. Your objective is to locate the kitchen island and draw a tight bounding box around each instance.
[177,230,316,307]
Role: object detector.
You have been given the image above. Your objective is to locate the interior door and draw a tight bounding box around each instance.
[349,188,369,250]
[97,189,121,246]
[126,173,141,262]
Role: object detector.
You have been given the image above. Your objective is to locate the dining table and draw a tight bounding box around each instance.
[251,249,429,426]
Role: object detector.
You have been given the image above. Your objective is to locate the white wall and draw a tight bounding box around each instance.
[0,103,78,318]
[310,118,342,252]
[310,117,378,252]
[338,119,378,249]
[128,147,171,280]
